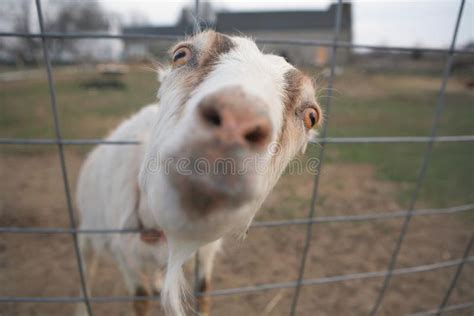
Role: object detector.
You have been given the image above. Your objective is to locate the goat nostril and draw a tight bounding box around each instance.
[201,105,221,127]
[245,125,269,145]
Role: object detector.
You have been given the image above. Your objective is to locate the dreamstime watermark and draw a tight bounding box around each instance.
[144,142,320,176]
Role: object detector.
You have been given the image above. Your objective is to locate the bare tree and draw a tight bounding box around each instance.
[0,0,41,65]
[46,1,110,61]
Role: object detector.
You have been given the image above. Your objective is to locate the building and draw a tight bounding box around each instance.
[122,3,352,66]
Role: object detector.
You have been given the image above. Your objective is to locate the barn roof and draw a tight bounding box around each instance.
[122,3,351,36]
[216,5,350,32]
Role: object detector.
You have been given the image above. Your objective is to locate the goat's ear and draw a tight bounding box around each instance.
[157,66,171,83]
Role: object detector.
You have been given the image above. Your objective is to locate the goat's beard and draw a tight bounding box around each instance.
[161,239,200,316]
[159,202,263,316]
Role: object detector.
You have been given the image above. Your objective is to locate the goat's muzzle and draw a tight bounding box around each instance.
[170,86,272,216]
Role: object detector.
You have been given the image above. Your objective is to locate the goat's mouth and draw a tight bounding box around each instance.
[168,144,257,216]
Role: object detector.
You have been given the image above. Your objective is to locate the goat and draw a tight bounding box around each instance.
[76,30,322,316]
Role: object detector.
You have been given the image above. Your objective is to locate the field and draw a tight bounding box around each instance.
[0,63,473,315]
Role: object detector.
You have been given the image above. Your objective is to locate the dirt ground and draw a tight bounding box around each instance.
[0,151,472,316]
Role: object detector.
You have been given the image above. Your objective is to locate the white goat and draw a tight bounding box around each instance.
[77,30,321,316]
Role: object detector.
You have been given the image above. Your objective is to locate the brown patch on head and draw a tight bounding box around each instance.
[277,69,305,146]
[283,69,305,113]
[275,68,321,158]
[170,31,234,74]
[199,32,234,74]
[169,31,235,120]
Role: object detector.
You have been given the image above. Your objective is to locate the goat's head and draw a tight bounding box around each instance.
[139,30,321,315]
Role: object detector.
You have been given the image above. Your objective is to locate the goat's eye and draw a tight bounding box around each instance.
[172,47,192,67]
[302,107,320,129]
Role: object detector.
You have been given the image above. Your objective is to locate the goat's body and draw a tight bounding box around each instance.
[76,31,321,316]
[78,105,157,242]
[77,104,166,285]
[77,104,220,313]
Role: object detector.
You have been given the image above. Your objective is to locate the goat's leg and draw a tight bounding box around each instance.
[133,285,151,316]
[113,248,151,316]
[195,240,221,316]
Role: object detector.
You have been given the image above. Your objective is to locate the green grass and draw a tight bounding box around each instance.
[319,70,474,208]
[0,66,157,154]
[1,67,157,137]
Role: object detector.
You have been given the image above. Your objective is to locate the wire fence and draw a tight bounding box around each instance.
[1,0,473,315]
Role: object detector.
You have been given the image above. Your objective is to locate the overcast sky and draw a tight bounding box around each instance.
[102,0,473,49]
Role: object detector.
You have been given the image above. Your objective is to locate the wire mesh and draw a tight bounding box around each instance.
[1,203,473,234]
[1,0,473,315]
[1,256,472,303]
[369,0,467,314]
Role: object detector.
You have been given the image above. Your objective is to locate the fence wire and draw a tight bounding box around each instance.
[2,135,474,146]
[409,302,474,316]
[0,32,473,56]
[1,203,473,234]
[1,0,473,315]
[1,256,473,303]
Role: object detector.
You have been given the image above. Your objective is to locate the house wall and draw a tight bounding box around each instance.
[123,40,171,61]
[224,29,351,67]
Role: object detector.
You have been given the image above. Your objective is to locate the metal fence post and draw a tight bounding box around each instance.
[192,2,202,314]
[368,0,466,314]
[34,0,93,315]
[289,1,344,315]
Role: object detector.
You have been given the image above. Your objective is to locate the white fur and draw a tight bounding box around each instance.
[77,32,314,316]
